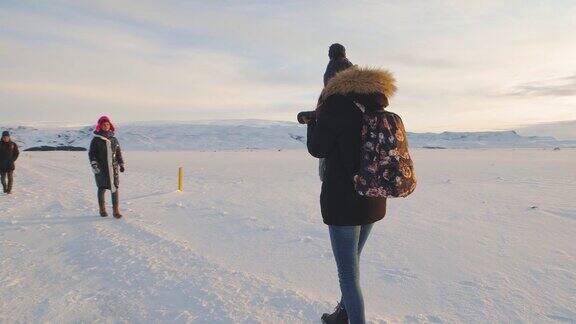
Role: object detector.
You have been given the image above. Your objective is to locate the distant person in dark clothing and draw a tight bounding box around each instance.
[0,131,19,194]
[323,43,354,87]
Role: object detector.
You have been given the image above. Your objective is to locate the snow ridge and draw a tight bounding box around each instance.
[2,120,575,150]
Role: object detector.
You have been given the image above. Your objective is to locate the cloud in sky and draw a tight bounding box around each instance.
[1,0,576,131]
[506,74,576,97]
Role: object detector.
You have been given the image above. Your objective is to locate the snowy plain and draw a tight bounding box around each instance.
[1,148,575,323]
[2,120,576,151]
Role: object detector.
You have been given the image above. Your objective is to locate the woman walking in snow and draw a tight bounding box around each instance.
[89,116,125,218]
[305,66,413,324]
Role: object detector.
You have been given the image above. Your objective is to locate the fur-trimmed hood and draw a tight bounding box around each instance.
[320,67,397,101]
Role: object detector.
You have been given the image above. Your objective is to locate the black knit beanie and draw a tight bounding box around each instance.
[329,43,346,59]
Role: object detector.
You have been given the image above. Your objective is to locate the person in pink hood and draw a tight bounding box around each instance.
[88,116,125,218]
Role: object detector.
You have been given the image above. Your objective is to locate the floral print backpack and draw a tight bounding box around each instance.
[353,103,416,198]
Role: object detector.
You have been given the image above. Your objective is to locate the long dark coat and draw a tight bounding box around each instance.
[89,133,124,191]
[307,67,397,226]
[0,141,19,172]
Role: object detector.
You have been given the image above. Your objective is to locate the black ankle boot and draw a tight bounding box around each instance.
[321,302,348,324]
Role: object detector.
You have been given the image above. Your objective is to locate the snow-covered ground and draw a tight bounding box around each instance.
[2,120,576,151]
[1,149,575,323]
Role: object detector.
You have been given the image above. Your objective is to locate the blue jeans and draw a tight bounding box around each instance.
[329,223,374,324]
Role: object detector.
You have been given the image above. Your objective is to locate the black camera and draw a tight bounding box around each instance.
[297,111,316,124]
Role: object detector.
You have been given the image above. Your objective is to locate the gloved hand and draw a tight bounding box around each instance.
[120,164,125,173]
[91,161,100,174]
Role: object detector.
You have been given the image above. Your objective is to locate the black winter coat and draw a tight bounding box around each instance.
[323,57,353,86]
[308,67,397,226]
[89,133,124,191]
[308,95,388,225]
[0,141,19,172]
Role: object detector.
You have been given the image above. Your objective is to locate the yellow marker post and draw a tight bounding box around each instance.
[178,167,184,192]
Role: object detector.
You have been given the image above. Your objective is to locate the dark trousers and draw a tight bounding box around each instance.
[1,172,14,193]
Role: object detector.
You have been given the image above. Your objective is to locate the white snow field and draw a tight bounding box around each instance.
[1,149,575,323]
[3,120,576,151]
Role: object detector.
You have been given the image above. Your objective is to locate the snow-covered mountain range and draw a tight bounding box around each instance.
[1,120,575,151]
[516,120,576,141]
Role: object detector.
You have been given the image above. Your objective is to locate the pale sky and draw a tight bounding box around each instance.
[1,0,575,132]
